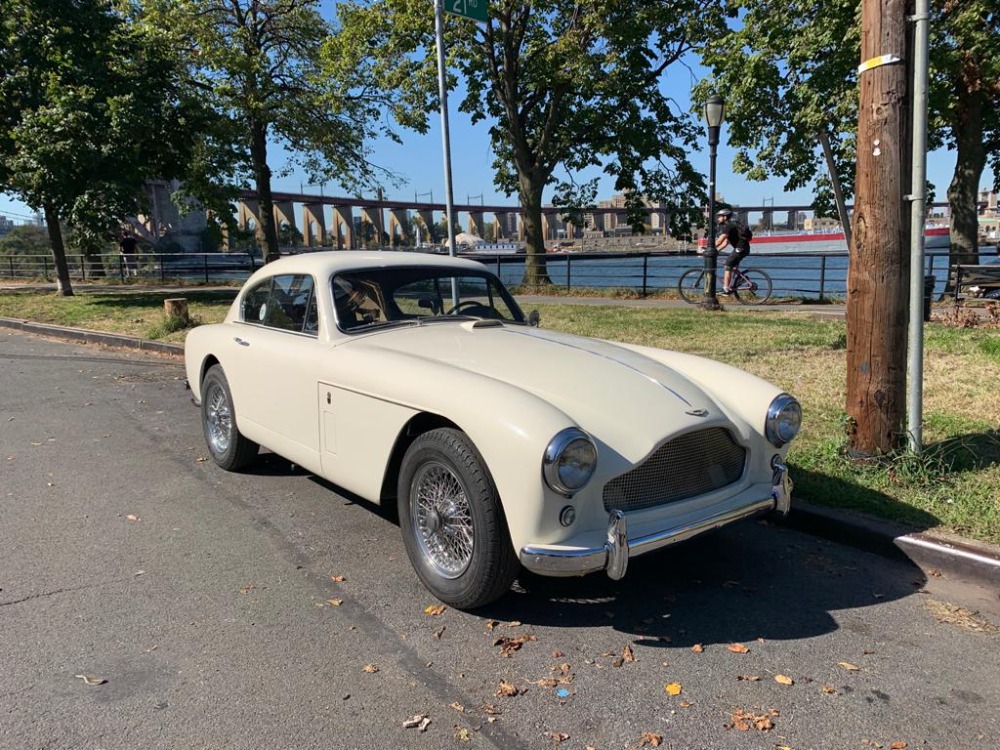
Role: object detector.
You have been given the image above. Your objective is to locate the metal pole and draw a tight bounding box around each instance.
[906,0,930,454]
[433,0,459,307]
[702,136,721,310]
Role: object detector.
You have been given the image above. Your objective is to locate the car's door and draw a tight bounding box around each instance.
[229,273,324,470]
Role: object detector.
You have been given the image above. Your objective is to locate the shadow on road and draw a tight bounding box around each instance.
[488,521,928,647]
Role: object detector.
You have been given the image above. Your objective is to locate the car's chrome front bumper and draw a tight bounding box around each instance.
[519,463,793,579]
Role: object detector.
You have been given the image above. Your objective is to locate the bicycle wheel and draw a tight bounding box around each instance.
[734,269,773,305]
[677,268,707,304]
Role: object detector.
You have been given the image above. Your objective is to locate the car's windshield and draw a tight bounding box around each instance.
[331,267,525,331]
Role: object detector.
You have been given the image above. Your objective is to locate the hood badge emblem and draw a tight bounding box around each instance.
[686,409,709,418]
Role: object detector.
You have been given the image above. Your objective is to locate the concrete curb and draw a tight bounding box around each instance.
[0,317,184,356]
[781,501,1000,597]
[3,316,998,599]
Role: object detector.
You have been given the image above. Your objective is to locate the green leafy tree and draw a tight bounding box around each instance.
[0,0,210,295]
[143,0,403,263]
[331,0,718,284]
[697,0,1000,263]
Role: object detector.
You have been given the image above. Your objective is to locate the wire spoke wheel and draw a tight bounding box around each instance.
[677,268,707,304]
[410,461,475,578]
[734,269,773,305]
[204,380,233,455]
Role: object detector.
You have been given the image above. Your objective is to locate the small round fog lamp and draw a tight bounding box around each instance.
[559,505,577,527]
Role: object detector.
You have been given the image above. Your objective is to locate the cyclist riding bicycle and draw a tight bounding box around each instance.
[714,209,752,294]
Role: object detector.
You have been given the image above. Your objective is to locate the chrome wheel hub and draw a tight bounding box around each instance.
[205,382,232,455]
[411,462,473,579]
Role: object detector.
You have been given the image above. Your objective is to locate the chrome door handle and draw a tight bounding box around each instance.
[233,337,250,347]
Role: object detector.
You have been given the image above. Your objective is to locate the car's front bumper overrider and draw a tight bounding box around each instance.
[519,463,793,580]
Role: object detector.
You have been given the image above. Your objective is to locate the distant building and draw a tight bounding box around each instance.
[803,216,842,232]
[0,214,14,237]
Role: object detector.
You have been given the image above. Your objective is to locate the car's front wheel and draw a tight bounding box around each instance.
[201,364,259,471]
[398,428,518,609]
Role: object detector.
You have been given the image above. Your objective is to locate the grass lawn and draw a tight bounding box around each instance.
[2,286,998,545]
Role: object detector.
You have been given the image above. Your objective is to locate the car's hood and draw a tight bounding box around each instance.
[346,322,737,453]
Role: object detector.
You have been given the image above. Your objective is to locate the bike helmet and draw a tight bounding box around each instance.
[716,209,734,219]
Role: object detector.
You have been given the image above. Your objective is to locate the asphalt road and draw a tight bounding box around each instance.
[2,329,998,750]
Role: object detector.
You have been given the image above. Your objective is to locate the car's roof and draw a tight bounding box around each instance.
[247,250,493,280]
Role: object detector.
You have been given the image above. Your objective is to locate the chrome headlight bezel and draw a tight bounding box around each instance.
[766,394,802,448]
[543,427,598,497]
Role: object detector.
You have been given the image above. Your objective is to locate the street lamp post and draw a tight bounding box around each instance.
[702,94,725,310]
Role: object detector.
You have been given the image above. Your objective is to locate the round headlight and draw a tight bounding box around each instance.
[766,394,802,447]
[543,428,598,496]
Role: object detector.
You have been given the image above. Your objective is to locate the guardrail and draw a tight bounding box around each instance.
[0,248,994,301]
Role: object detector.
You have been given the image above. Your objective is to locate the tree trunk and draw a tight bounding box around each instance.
[946,90,986,275]
[43,203,73,296]
[250,121,280,263]
[519,180,551,287]
[845,0,910,457]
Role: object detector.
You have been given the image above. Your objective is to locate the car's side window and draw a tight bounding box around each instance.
[242,274,317,336]
[242,278,272,323]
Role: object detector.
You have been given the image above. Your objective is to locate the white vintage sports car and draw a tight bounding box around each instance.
[185,251,800,609]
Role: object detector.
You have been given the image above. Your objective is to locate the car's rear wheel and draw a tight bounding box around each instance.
[201,364,259,471]
[398,428,518,609]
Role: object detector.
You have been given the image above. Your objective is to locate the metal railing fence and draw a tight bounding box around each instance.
[0,248,990,301]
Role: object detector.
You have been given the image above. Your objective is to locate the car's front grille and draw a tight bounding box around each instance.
[602,427,747,513]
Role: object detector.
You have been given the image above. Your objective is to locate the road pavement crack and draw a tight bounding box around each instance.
[0,578,127,608]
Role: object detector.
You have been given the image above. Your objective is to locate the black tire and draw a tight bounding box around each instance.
[397,428,519,609]
[677,268,706,304]
[734,269,773,305]
[201,364,259,471]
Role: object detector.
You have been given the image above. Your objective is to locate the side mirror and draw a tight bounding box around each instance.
[528,309,541,327]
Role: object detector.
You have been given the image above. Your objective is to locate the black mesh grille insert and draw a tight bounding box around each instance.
[602,427,747,513]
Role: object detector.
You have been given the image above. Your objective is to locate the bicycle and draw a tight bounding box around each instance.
[677,263,773,305]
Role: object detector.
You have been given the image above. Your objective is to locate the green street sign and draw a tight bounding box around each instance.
[444,0,488,23]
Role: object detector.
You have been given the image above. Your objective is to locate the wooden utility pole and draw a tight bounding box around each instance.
[845,0,911,456]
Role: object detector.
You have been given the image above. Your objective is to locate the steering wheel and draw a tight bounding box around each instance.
[448,300,493,316]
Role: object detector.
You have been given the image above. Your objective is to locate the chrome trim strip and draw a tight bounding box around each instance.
[519,496,778,577]
[605,510,628,580]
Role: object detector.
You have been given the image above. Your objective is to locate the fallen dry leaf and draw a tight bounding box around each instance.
[494,634,537,657]
[551,650,565,658]
[727,708,774,732]
[402,714,431,731]
[639,731,663,747]
[664,682,682,696]
[125,514,139,522]
[481,704,501,715]
[737,674,761,682]
[326,598,343,606]
[622,644,636,662]
[822,684,838,694]
[361,663,378,673]
[890,743,908,750]
[75,674,106,686]
[485,620,499,631]
[496,680,519,697]
[449,701,465,712]
[775,674,794,686]
[691,643,704,653]
[454,726,472,742]
[239,583,256,595]
[544,731,569,743]
[679,700,693,708]
[330,575,346,583]
[424,604,447,616]
[925,600,998,633]
[838,661,860,671]
[727,643,750,654]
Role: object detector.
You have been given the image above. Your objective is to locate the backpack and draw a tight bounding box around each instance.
[738,222,753,244]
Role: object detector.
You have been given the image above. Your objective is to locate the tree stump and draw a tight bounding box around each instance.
[164,297,189,326]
